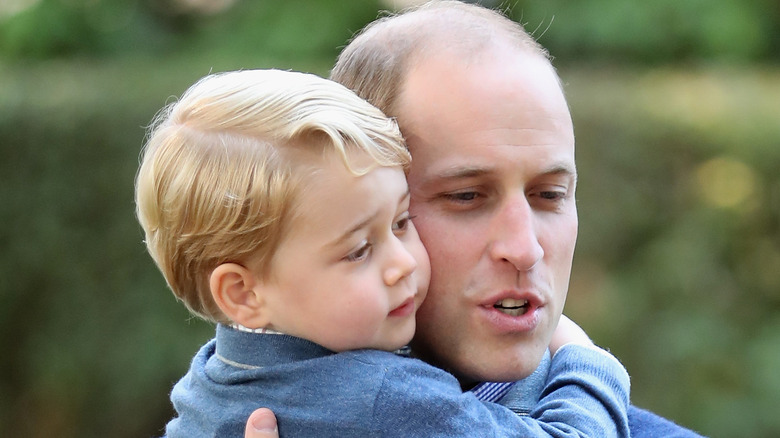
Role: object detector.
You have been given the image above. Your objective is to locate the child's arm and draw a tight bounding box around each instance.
[530,343,630,436]
[534,315,630,436]
[240,316,628,438]
[242,353,630,438]
[371,343,630,437]
[497,314,631,436]
[549,314,594,354]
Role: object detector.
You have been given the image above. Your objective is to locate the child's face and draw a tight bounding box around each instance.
[258,151,430,352]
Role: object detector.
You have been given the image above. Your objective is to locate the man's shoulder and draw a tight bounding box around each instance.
[629,405,707,438]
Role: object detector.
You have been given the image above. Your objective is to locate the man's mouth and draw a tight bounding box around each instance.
[493,298,530,316]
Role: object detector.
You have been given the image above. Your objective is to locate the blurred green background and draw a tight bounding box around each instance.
[1,0,778,436]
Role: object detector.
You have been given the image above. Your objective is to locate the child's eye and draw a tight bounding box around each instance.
[345,241,372,262]
[392,214,411,233]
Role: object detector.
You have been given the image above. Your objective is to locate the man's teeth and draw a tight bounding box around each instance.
[493,298,529,316]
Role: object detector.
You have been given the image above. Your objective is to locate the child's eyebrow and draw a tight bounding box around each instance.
[327,189,410,249]
[332,215,374,248]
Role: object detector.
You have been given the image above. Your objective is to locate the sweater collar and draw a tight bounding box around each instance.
[215,323,334,369]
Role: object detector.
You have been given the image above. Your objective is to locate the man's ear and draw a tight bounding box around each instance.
[210,263,271,329]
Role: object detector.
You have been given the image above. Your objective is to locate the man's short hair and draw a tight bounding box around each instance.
[331,0,551,117]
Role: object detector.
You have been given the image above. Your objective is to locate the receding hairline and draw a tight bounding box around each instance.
[331,0,555,119]
[357,2,547,63]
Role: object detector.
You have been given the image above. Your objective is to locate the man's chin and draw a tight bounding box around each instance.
[450,357,545,390]
[410,338,547,385]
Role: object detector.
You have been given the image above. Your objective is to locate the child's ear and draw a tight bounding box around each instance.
[210,263,271,329]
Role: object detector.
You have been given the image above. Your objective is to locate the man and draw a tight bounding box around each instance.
[246,1,703,436]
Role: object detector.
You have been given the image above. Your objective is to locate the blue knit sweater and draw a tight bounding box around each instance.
[163,324,629,437]
[501,350,707,437]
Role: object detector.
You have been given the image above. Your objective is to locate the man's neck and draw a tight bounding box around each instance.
[492,350,552,413]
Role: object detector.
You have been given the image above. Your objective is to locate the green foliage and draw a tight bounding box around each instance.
[0,1,778,437]
[564,66,780,437]
[183,0,381,61]
[0,1,381,436]
[506,0,780,63]
[0,0,382,61]
[0,0,171,58]
[0,60,212,437]
[3,0,779,63]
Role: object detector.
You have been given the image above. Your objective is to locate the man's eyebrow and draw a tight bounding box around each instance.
[434,166,491,180]
[542,164,578,181]
[326,189,411,249]
[433,163,577,180]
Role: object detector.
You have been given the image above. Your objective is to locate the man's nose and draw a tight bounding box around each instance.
[488,195,544,271]
[383,236,418,286]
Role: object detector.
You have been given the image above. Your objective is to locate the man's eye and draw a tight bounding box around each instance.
[443,191,480,202]
[345,241,371,262]
[539,190,566,201]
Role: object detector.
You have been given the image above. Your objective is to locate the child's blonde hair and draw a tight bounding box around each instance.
[135,69,410,323]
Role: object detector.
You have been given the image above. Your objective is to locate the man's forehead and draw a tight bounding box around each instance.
[407,151,577,190]
[398,50,567,128]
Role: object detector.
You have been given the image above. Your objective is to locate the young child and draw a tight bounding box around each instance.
[136,69,630,437]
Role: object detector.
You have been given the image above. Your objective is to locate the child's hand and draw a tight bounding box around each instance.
[549,314,594,355]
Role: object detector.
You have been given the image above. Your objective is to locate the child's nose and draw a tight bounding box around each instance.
[383,237,418,286]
